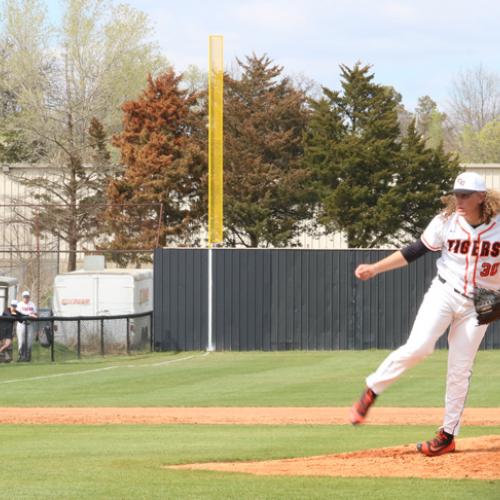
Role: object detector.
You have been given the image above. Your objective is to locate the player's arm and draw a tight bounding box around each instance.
[355,240,431,281]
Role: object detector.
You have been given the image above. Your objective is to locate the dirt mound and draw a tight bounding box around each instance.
[0,407,499,425]
[169,435,500,480]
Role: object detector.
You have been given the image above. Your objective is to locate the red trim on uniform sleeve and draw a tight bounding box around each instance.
[420,234,441,251]
[472,222,497,287]
[457,219,472,294]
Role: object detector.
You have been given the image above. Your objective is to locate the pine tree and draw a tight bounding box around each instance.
[396,120,461,241]
[306,64,460,248]
[108,70,206,262]
[223,54,312,247]
[306,63,402,247]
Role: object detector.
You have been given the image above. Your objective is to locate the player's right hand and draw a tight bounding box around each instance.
[355,264,378,281]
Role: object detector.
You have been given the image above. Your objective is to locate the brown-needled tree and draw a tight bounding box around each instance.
[108,69,207,264]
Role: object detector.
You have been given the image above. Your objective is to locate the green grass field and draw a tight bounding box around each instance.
[1,351,499,499]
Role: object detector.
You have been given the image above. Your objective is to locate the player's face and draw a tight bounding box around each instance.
[454,191,485,221]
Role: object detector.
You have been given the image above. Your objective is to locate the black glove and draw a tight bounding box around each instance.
[473,287,500,325]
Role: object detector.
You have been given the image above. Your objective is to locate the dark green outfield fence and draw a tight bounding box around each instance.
[153,248,500,351]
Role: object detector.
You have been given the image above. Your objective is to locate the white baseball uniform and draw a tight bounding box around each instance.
[16,299,37,357]
[366,211,500,435]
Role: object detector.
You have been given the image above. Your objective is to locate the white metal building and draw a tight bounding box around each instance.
[1,162,500,251]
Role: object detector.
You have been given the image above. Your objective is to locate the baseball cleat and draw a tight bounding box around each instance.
[416,428,455,457]
[349,387,377,425]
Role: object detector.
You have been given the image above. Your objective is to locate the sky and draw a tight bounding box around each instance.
[44,0,500,111]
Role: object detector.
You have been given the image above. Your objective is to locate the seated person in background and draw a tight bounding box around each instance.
[0,300,22,363]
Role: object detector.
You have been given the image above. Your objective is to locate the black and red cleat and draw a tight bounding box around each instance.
[349,387,377,425]
[417,428,455,457]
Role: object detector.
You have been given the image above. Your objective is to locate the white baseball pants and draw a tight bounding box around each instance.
[366,276,488,435]
[16,322,35,356]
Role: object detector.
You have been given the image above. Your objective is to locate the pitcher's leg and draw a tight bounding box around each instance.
[16,323,24,358]
[366,281,453,395]
[443,310,488,435]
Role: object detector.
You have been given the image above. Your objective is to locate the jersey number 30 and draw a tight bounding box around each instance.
[480,262,500,277]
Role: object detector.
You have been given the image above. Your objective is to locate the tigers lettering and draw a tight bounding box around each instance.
[447,239,500,257]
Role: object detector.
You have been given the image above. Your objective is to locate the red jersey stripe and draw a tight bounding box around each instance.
[472,222,497,287]
[457,219,472,294]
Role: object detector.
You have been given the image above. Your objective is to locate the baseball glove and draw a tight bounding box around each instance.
[473,287,500,325]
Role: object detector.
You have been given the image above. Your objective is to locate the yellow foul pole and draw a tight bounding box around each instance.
[207,35,223,351]
[208,35,223,244]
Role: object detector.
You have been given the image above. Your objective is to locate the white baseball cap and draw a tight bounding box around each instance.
[453,172,486,194]
[10,299,18,307]
[22,291,30,297]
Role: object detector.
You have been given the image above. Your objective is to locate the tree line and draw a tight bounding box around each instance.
[1,0,499,267]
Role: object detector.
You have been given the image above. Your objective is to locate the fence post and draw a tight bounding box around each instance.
[23,322,28,361]
[77,319,81,359]
[149,311,153,352]
[126,317,130,355]
[100,319,104,356]
[50,319,55,362]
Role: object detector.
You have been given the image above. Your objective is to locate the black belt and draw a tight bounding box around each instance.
[438,275,472,300]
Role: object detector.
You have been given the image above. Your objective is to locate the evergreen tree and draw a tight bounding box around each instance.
[306,63,402,247]
[0,129,41,162]
[108,70,206,263]
[223,54,312,247]
[304,92,344,194]
[306,64,460,248]
[385,86,413,139]
[396,120,461,241]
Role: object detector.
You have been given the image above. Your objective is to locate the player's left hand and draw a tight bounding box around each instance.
[473,287,500,325]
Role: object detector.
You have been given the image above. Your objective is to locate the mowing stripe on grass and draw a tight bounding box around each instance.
[0,353,208,385]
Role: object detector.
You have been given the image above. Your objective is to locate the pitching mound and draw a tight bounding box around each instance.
[168,435,500,480]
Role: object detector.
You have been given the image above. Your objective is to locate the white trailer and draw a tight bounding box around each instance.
[0,277,18,311]
[52,269,153,349]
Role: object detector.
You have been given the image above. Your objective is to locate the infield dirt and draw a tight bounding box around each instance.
[2,406,499,480]
[0,406,499,425]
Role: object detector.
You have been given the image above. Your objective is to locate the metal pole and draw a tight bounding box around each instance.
[23,322,28,361]
[126,317,130,354]
[149,311,153,352]
[207,247,215,351]
[50,320,55,362]
[36,212,41,309]
[100,319,104,356]
[56,236,60,275]
[77,320,81,359]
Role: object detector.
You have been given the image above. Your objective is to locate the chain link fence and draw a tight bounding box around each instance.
[0,201,164,309]
[0,311,153,363]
